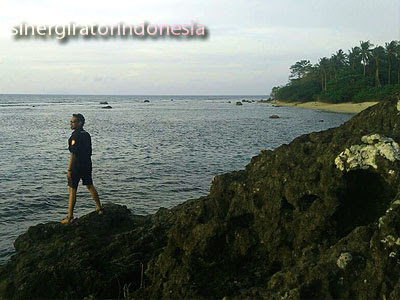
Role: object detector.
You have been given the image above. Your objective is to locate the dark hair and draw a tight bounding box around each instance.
[72,113,85,126]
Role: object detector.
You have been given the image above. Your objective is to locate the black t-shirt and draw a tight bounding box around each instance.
[68,128,92,170]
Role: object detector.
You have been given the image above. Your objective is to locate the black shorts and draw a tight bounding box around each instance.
[68,168,93,188]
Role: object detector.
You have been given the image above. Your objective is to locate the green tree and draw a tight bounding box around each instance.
[348,46,361,71]
[385,41,398,85]
[289,60,312,80]
[270,86,280,99]
[395,42,400,84]
[330,49,347,80]
[317,57,330,91]
[371,46,385,87]
[360,40,373,76]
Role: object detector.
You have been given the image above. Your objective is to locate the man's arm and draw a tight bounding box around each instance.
[67,153,76,177]
[68,133,80,173]
[68,153,76,170]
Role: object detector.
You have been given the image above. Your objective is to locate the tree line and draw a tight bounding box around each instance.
[271,40,400,103]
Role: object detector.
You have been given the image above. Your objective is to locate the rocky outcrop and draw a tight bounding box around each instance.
[3,99,400,299]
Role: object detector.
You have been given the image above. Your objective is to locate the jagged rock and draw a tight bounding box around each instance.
[4,98,400,299]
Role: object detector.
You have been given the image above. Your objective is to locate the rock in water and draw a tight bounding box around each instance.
[101,105,112,109]
[269,114,280,119]
[5,98,400,299]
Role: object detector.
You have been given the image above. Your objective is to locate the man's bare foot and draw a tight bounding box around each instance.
[61,216,75,224]
[95,206,103,215]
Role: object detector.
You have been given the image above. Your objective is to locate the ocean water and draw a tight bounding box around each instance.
[0,94,353,263]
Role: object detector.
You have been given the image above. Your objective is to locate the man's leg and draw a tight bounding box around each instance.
[86,184,102,213]
[61,187,77,223]
[68,187,78,217]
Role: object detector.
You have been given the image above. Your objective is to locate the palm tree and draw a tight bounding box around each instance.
[385,41,398,85]
[394,42,400,84]
[360,40,373,76]
[318,57,329,91]
[330,49,347,79]
[348,46,361,71]
[371,46,385,87]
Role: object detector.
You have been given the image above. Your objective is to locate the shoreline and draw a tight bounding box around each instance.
[272,100,378,114]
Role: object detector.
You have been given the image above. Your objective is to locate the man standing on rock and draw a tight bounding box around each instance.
[61,113,103,224]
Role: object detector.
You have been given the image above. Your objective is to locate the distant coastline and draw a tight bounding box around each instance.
[271,40,400,105]
[272,100,378,114]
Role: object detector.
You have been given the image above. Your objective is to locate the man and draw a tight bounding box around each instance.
[61,113,103,224]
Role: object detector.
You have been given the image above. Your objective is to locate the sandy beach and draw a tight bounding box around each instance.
[272,100,378,114]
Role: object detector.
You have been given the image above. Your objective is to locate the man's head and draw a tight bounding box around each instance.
[70,113,85,130]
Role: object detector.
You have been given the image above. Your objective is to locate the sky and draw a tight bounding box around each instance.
[0,0,399,95]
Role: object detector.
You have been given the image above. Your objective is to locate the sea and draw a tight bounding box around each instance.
[0,94,353,263]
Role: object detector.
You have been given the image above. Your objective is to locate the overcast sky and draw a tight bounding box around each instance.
[0,0,399,95]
